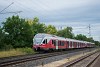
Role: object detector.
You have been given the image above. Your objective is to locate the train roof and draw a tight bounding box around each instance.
[45,36,66,41]
[66,38,84,43]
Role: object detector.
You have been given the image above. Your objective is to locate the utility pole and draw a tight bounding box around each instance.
[60,26,62,30]
[99,36,100,42]
[88,24,91,37]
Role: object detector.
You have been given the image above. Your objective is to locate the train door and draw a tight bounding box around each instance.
[56,40,58,50]
[70,41,72,48]
[77,42,78,48]
[72,42,73,48]
[69,41,70,48]
[66,41,69,48]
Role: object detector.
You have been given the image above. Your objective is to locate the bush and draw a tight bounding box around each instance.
[16,47,35,54]
[0,44,13,51]
[0,47,35,58]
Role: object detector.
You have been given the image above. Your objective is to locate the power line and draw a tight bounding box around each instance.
[0,11,22,14]
[0,2,14,13]
[0,2,22,15]
[15,0,44,16]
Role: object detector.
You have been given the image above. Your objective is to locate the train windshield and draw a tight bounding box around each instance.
[33,33,48,45]
[33,38,43,45]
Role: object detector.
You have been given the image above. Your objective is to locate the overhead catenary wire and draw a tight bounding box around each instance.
[0,1,23,16]
[0,11,22,14]
[0,2,14,13]
[15,0,45,17]
[55,24,93,38]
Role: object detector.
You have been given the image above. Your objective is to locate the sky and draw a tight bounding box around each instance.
[0,0,100,41]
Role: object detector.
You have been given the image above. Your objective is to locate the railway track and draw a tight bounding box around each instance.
[0,51,65,67]
[0,48,97,67]
[59,49,100,67]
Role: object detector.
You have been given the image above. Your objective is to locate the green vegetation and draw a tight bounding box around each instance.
[17,47,35,54]
[0,15,100,57]
[57,27,74,38]
[0,48,35,58]
[2,16,33,48]
[74,34,94,42]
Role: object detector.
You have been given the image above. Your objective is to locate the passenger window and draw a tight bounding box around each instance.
[59,41,64,46]
[62,42,64,46]
[52,40,54,44]
[67,41,69,46]
[60,41,62,46]
[59,41,61,46]
[67,41,69,45]
[54,40,56,46]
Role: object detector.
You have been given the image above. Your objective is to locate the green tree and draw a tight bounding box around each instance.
[0,27,13,50]
[0,27,5,49]
[27,17,46,36]
[57,27,74,38]
[2,15,33,48]
[45,25,57,35]
[75,34,87,41]
[87,37,94,42]
[94,41,100,46]
[75,34,94,42]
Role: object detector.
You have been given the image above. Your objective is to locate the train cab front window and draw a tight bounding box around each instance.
[43,39,47,44]
[33,38,43,45]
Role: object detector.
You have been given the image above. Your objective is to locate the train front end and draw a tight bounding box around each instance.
[33,33,50,51]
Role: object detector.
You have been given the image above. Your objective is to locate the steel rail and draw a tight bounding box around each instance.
[59,50,100,67]
[0,48,97,67]
[0,51,66,67]
[86,53,100,67]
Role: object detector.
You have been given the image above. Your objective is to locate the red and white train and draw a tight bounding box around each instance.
[33,33,94,51]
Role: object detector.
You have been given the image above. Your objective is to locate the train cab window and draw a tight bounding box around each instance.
[43,39,47,44]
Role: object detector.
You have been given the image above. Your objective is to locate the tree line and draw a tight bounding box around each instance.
[0,15,99,50]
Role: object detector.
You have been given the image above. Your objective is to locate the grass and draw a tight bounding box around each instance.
[0,47,36,58]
